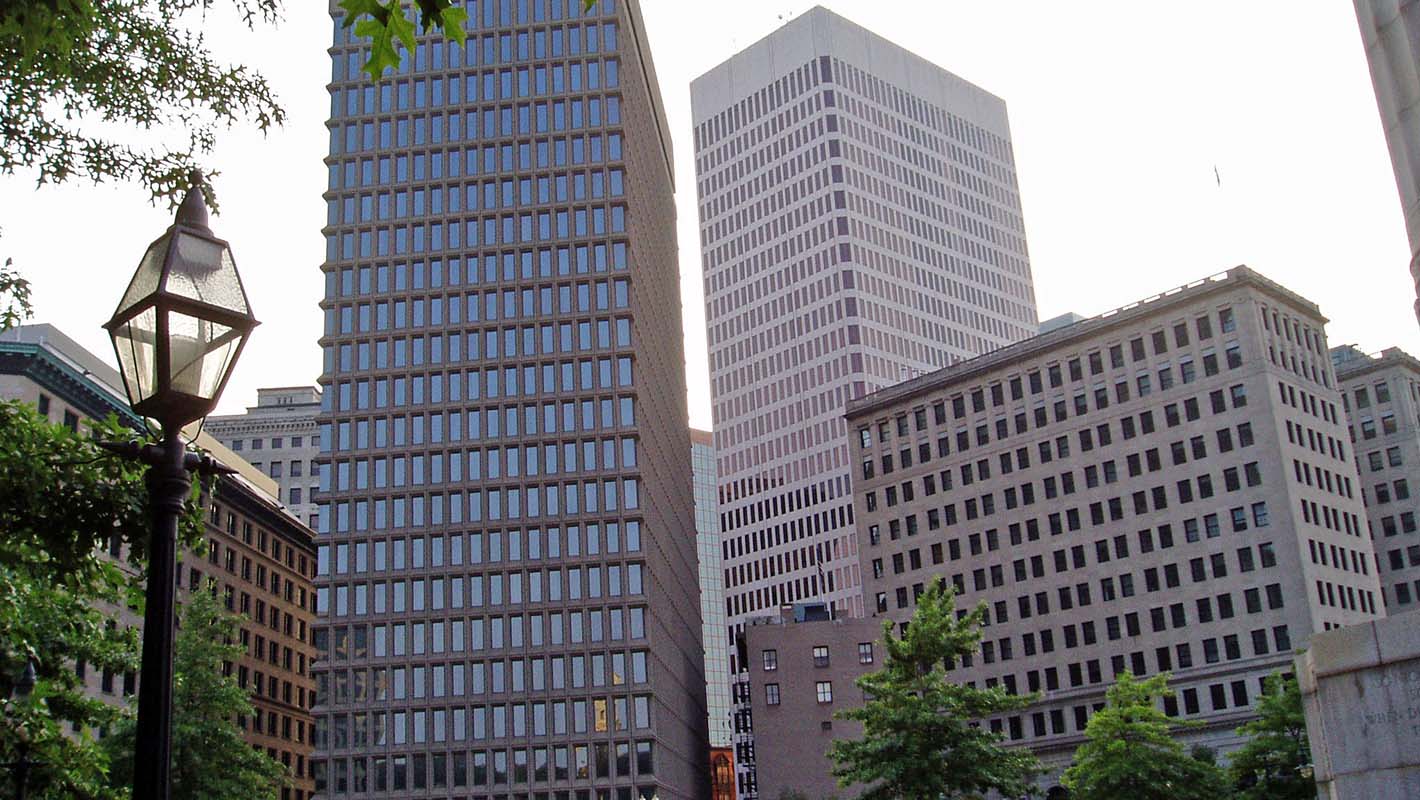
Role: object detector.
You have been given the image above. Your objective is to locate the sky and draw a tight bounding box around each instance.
[2,1,1414,430]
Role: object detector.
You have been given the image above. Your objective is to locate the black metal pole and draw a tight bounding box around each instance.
[131,424,189,800]
[13,749,29,800]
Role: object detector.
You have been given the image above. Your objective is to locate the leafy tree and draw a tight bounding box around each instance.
[0,401,208,798]
[1229,673,1314,800]
[0,565,138,800]
[1061,672,1229,800]
[104,582,287,800]
[0,401,203,576]
[0,254,32,332]
[828,577,1040,800]
[0,401,153,799]
[0,0,285,206]
[338,0,598,80]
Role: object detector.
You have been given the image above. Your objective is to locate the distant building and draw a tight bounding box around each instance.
[1039,312,1087,335]
[710,746,736,800]
[207,386,322,528]
[693,5,1040,641]
[1332,345,1420,611]
[693,11,1040,795]
[1353,0,1420,322]
[693,429,735,750]
[847,267,1382,787]
[0,324,318,799]
[741,605,880,800]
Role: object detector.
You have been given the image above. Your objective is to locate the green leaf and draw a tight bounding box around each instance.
[387,4,418,54]
[353,14,401,80]
[338,0,389,28]
[1062,672,1231,800]
[439,5,469,45]
[0,0,286,206]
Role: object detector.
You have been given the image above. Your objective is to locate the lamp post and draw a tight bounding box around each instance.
[102,171,258,800]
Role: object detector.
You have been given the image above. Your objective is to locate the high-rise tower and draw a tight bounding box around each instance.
[311,1,707,796]
[692,6,1038,633]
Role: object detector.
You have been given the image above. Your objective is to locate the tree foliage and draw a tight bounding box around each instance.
[0,565,137,800]
[0,0,285,206]
[827,577,1040,800]
[338,0,598,80]
[1061,672,1230,800]
[0,400,202,577]
[0,401,148,799]
[0,400,207,798]
[1228,673,1313,800]
[0,255,32,332]
[104,583,287,800]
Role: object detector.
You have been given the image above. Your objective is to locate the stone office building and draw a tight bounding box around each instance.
[207,386,323,528]
[1332,345,1420,611]
[845,267,1383,783]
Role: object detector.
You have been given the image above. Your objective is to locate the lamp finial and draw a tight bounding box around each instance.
[175,170,211,233]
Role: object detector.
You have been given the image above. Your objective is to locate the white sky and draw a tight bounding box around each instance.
[2,1,1414,430]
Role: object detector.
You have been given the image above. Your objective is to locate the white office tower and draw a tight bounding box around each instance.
[692,6,1038,637]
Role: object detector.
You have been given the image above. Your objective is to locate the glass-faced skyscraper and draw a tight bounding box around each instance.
[690,429,732,748]
[312,2,707,797]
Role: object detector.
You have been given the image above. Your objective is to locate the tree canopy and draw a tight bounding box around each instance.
[104,583,288,799]
[0,0,285,206]
[827,577,1039,800]
[1228,673,1314,800]
[0,400,209,798]
[0,402,148,799]
[1061,672,1230,800]
[338,0,598,79]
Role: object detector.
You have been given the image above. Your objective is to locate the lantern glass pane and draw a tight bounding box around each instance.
[166,310,242,402]
[165,231,248,314]
[111,306,158,405]
[117,235,171,314]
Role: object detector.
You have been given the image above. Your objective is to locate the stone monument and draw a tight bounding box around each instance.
[1295,610,1420,798]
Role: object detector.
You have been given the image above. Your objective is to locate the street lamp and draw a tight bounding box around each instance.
[102,171,258,800]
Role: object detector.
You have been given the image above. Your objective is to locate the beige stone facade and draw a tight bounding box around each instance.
[845,267,1384,783]
[1352,0,1420,321]
[207,386,322,528]
[1295,609,1420,798]
[1334,346,1420,612]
